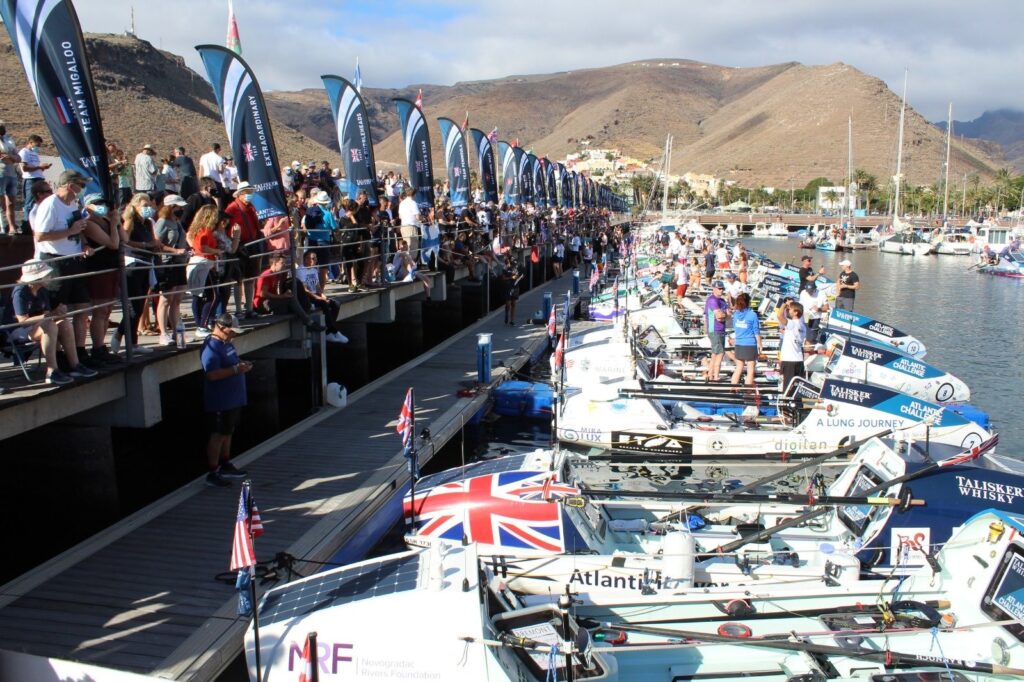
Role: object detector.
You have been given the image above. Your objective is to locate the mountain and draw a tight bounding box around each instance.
[265,59,1003,187]
[937,109,1024,172]
[0,32,334,173]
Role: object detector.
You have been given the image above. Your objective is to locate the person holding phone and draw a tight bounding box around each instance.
[201,313,251,488]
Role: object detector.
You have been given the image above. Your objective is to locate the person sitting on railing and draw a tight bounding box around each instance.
[32,170,95,368]
[12,259,97,385]
[295,250,347,343]
[81,193,121,365]
[253,254,325,332]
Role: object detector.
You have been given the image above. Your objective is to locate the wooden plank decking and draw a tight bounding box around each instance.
[0,277,579,681]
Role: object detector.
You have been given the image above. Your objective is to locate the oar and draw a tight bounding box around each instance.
[606,622,1024,678]
[578,487,923,508]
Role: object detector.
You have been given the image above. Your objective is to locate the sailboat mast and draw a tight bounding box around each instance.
[943,102,952,219]
[893,69,908,224]
[661,134,672,222]
[847,116,853,231]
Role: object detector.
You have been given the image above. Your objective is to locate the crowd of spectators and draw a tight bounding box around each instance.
[0,121,616,389]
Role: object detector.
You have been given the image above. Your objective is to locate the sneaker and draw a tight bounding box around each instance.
[327,331,349,344]
[194,327,212,340]
[159,334,173,346]
[205,471,231,487]
[218,461,248,479]
[91,346,121,365]
[109,329,122,355]
[69,364,99,378]
[45,370,74,385]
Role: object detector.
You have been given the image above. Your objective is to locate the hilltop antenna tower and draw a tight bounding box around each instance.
[125,6,136,37]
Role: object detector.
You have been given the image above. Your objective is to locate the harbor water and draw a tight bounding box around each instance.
[745,237,1024,453]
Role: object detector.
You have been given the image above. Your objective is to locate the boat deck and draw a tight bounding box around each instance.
[0,277,581,681]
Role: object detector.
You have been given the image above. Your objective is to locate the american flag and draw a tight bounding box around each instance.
[414,88,423,110]
[298,633,318,682]
[404,471,578,551]
[397,387,414,451]
[229,485,263,571]
[547,305,556,340]
[488,127,498,144]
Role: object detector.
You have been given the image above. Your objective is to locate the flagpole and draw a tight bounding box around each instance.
[408,388,418,529]
[244,480,263,682]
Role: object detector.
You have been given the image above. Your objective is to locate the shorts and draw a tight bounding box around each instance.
[207,407,241,435]
[42,254,91,306]
[341,242,363,261]
[155,262,187,290]
[709,333,725,355]
[734,345,758,362]
[238,248,263,278]
[86,269,120,301]
[0,174,16,198]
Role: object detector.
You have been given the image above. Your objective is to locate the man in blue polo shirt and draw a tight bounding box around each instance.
[704,280,729,381]
[200,313,252,487]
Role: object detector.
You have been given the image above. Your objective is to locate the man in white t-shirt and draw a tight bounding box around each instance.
[715,243,730,269]
[724,272,747,304]
[198,142,226,197]
[398,188,421,262]
[222,157,239,193]
[295,250,347,343]
[34,169,95,361]
[799,280,829,343]
[18,134,51,232]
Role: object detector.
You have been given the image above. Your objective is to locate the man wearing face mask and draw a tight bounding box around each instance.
[33,170,95,367]
[19,134,52,234]
[0,121,19,234]
[224,181,262,318]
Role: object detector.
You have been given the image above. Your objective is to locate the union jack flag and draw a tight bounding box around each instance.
[396,387,414,451]
[415,88,423,110]
[488,127,498,144]
[350,148,362,162]
[414,160,424,172]
[404,471,578,551]
[242,142,254,162]
[453,167,461,177]
[229,485,263,571]
[547,305,556,340]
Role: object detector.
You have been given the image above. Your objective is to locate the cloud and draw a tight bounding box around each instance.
[74,0,1024,121]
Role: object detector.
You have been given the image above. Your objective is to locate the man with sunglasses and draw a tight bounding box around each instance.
[200,313,252,487]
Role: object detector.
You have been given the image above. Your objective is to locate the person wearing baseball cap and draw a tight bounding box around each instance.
[835,259,859,310]
[798,254,825,291]
[200,312,251,487]
[11,258,97,385]
[704,279,729,381]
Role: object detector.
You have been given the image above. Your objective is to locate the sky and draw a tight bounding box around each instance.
[72,0,1024,122]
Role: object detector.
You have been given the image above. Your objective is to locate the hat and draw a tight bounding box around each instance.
[725,272,737,280]
[57,169,90,187]
[142,143,155,151]
[215,313,243,334]
[163,193,187,207]
[20,258,53,283]
[801,254,812,261]
[839,259,852,266]
[235,181,255,195]
[313,192,332,205]
[712,280,725,289]
[82,192,107,206]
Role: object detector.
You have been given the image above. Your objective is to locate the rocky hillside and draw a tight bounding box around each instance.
[266,59,1003,187]
[938,109,1024,172]
[0,32,335,170]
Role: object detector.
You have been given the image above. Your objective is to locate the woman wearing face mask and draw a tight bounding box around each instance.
[154,194,191,346]
[81,193,121,364]
[112,194,181,354]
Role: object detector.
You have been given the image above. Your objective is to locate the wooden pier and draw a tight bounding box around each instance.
[0,276,578,681]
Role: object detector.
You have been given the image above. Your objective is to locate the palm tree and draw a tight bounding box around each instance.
[854,169,877,215]
[823,189,840,213]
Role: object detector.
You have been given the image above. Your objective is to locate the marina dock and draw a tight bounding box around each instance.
[0,275,576,681]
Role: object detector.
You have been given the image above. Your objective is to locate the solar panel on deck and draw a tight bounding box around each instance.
[260,553,421,627]
[415,454,528,491]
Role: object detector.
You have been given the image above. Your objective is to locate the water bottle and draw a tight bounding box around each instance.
[175,321,186,349]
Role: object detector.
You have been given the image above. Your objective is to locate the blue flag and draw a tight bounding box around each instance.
[322,75,378,206]
[196,44,288,220]
[236,566,253,617]
[394,98,436,210]
[437,118,471,210]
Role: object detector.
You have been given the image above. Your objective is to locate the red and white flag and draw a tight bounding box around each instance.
[397,387,414,450]
[226,0,242,54]
[414,88,423,110]
[547,305,556,340]
[298,632,319,682]
[461,111,470,133]
[553,333,565,370]
[488,127,498,144]
[229,485,263,571]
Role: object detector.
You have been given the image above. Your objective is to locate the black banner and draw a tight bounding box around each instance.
[469,128,498,204]
[394,98,436,210]
[322,75,378,206]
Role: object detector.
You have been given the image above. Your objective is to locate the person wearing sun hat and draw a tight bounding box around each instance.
[224,181,262,317]
[11,258,98,385]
